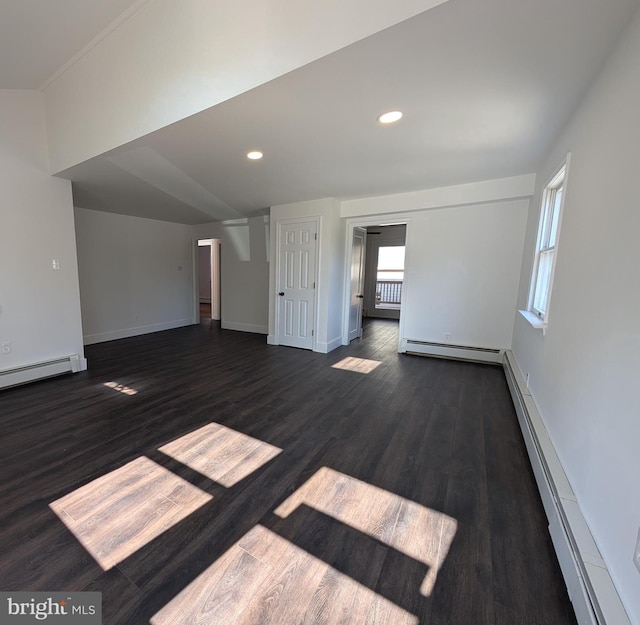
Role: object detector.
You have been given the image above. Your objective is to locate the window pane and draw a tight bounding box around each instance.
[549,186,563,246]
[377,246,405,270]
[533,249,554,315]
[540,192,553,247]
[377,246,405,281]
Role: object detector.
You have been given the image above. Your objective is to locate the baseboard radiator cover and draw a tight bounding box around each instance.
[403,339,503,364]
[503,351,631,625]
[0,354,86,390]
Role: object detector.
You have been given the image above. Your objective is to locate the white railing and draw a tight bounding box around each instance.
[376,280,402,306]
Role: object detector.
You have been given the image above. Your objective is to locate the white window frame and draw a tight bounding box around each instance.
[524,156,569,331]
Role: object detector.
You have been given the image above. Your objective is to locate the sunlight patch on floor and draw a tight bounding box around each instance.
[158,422,282,488]
[331,357,382,374]
[50,457,212,571]
[103,381,138,395]
[50,424,281,572]
[275,466,457,596]
[151,524,419,625]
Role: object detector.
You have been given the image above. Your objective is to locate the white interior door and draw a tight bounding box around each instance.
[348,227,366,341]
[277,220,317,350]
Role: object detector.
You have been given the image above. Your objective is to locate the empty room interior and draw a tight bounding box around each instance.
[1,1,639,624]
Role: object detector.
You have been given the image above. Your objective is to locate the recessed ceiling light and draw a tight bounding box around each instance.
[378,111,403,124]
[247,151,263,160]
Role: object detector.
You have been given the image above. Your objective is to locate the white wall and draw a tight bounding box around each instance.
[0,90,85,371]
[74,207,194,344]
[511,8,640,621]
[269,198,345,352]
[403,200,528,348]
[43,0,447,174]
[194,216,269,334]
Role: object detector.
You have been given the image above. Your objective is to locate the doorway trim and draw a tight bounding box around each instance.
[192,237,221,324]
[341,215,413,350]
[364,231,406,320]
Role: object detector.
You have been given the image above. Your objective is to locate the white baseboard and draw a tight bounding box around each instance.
[221,321,268,335]
[402,338,503,363]
[0,354,87,389]
[503,350,631,625]
[314,337,342,354]
[83,319,193,345]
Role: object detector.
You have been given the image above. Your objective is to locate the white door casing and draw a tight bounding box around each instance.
[342,217,411,351]
[276,220,318,350]
[364,236,405,320]
[348,227,366,341]
[193,237,221,324]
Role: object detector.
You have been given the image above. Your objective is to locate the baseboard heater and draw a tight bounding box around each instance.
[502,350,631,625]
[404,339,502,364]
[0,355,85,390]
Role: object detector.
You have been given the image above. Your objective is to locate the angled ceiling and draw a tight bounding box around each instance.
[6,0,640,224]
[0,0,142,89]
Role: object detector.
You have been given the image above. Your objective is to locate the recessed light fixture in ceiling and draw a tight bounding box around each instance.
[378,110,403,124]
[247,151,263,160]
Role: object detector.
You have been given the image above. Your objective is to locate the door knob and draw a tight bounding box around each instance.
[356,294,364,299]
[279,292,285,296]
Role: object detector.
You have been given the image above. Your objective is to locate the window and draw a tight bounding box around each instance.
[376,246,405,282]
[529,162,567,323]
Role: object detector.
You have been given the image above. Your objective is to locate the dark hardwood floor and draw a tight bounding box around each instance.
[200,302,212,318]
[0,319,576,624]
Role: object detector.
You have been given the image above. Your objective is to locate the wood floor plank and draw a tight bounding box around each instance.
[235,526,331,625]
[151,544,271,625]
[300,566,357,625]
[429,519,496,624]
[81,568,141,625]
[0,508,102,591]
[480,367,578,625]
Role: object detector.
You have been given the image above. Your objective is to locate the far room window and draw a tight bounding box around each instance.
[530,162,567,322]
[377,246,405,282]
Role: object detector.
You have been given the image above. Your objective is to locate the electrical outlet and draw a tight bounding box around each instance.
[444,332,452,342]
[51,259,60,271]
[634,527,640,574]
[1,342,11,355]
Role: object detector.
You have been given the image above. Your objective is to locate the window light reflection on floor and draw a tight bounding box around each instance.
[275,467,457,597]
[158,422,282,488]
[49,423,281,573]
[331,357,382,374]
[49,457,212,571]
[103,381,138,395]
[150,524,419,625]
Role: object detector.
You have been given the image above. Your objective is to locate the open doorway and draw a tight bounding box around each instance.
[363,225,407,320]
[343,220,408,348]
[197,239,221,322]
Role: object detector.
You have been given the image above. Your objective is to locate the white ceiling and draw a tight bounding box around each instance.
[0,0,143,89]
[5,0,640,224]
